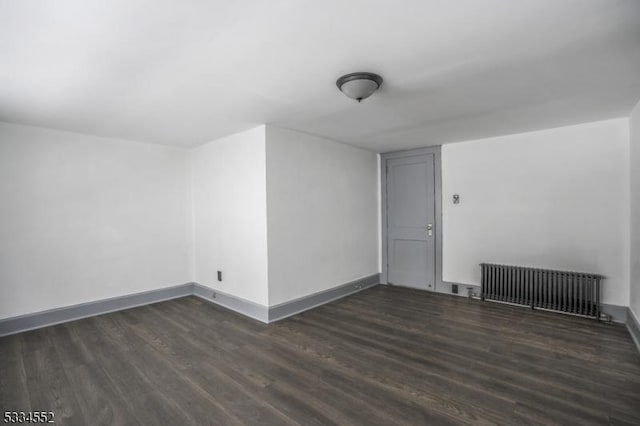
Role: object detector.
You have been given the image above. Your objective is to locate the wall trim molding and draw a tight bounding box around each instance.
[600,303,628,323]
[0,275,382,336]
[268,273,381,322]
[440,281,481,297]
[0,283,194,337]
[4,275,629,348]
[627,308,640,355]
[191,283,269,323]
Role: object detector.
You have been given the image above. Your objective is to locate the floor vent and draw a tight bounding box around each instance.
[480,263,603,319]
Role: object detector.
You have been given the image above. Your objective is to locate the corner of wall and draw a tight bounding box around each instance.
[377,152,382,274]
[186,148,196,284]
[264,127,379,306]
[189,126,270,306]
[262,125,271,306]
[629,99,640,323]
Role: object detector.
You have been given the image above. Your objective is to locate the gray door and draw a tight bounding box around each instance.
[386,154,436,290]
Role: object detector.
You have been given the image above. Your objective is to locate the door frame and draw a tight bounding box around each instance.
[380,146,443,290]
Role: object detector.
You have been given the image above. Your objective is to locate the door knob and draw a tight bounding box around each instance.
[426,223,433,236]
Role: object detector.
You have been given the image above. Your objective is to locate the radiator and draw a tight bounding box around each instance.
[480,263,603,319]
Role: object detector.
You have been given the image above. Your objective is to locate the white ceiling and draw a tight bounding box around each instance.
[1,0,639,152]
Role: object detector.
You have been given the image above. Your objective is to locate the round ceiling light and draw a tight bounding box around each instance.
[336,72,383,102]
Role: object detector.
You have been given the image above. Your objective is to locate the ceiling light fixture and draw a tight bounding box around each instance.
[336,72,383,102]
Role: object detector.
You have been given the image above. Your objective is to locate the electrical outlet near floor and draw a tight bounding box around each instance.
[451,284,458,294]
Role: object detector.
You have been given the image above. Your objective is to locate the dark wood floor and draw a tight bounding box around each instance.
[1,286,640,425]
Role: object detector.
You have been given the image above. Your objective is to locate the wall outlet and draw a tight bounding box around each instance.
[451,284,458,294]
[217,270,222,282]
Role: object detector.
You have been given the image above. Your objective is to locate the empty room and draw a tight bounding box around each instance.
[2,0,640,424]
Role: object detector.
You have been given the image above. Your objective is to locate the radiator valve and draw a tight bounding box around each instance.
[598,312,612,323]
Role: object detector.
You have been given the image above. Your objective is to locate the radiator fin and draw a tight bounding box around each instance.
[480,263,602,319]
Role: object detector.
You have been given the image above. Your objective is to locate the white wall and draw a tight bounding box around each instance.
[630,101,640,320]
[0,122,191,319]
[0,122,376,316]
[266,126,379,306]
[6,115,631,320]
[190,126,269,306]
[442,118,630,306]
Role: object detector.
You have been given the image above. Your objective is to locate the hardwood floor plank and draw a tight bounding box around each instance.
[320,300,640,401]
[126,306,298,426]
[1,286,639,425]
[20,331,86,425]
[0,335,31,412]
[96,313,245,425]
